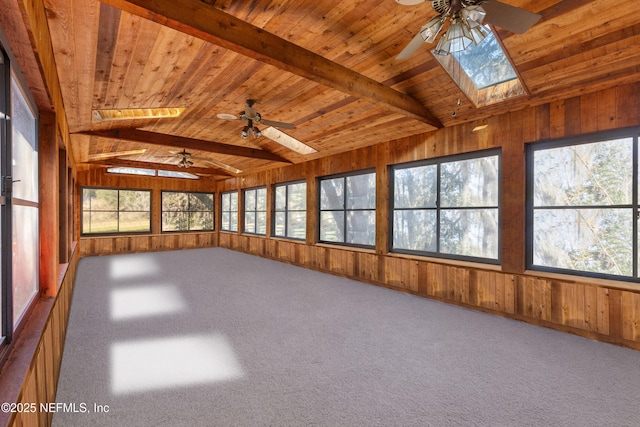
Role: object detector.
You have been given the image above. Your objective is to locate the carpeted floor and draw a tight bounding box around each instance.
[54,247,640,426]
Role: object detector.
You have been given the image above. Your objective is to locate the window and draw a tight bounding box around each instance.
[392,150,500,262]
[107,167,199,179]
[82,188,151,234]
[8,63,40,331]
[319,170,376,247]
[220,191,238,232]
[243,187,267,235]
[273,181,306,240]
[161,191,214,232]
[528,129,640,281]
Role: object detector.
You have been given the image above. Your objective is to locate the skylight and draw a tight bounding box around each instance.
[450,30,517,89]
[433,26,527,107]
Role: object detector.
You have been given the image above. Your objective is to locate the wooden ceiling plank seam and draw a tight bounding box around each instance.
[516,21,640,74]
[523,42,640,94]
[510,0,638,60]
[104,12,156,109]
[94,3,121,108]
[109,14,162,109]
[98,0,442,129]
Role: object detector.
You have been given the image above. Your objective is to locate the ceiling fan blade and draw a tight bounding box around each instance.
[216,113,238,121]
[396,32,425,60]
[258,119,295,130]
[481,0,541,34]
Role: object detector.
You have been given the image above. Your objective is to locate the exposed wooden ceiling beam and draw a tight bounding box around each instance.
[77,128,291,163]
[98,0,443,129]
[86,158,232,176]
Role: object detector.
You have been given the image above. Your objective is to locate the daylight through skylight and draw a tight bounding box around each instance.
[450,26,517,90]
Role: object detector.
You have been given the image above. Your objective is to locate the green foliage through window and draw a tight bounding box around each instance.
[161,191,214,232]
[82,188,151,234]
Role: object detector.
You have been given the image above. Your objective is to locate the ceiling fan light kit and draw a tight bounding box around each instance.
[219,99,294,140]
[397,0,541,59]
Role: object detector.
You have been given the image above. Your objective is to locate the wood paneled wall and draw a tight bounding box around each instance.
[77,169,218,256]
[76,83,640,349]
[215,82,640,350]
[4,244,79,427]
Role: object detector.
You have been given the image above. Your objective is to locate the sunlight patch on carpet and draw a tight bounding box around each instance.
[110,285,187,321]
[109,254,160,281]
[110,334,244,395]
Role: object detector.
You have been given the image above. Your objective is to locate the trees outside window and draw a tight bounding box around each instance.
[221,191,238,232]
[273,181,306,240]
[392,150,500,263]
[528,131,638,280]
[162,191,214,232]
[319,171,376,247]
[82,188,151,234]
[244,187,267,235]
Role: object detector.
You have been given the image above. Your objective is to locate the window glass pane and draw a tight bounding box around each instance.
[256,211,267,234]
[533,208,632,276]
[393,210,437,252]
[222,193,230,211]
[394,165,437,208]
[534,139,633,207]
[230,192,238,208]
[288,183,306,210]
[256,188,267,211]
[346,173,375,209]
[120,190,150,212]
[162,192,188,211]
[245,212,256,233]
[12,205,38,324]
[189,193,213,211]
[11,78,38,202]
[245,189,256,211]
[274,212,286,236]
[222,212,230,230]
[288,212,306,239]
[320,211,344,242]
[189,212,214,231]
[275,186,286,211]
[119,212,151,232]
[88,212,118,233]
[162,212,187,231]
[346,211,376,246]
[440,156,499,207]
[108,167,155,176]
[321,178,344,209]
[230,211,238,231]
[91,189,118,211]
[440,209,499,258]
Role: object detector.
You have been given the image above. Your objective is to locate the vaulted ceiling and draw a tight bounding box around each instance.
[35,0,640,178]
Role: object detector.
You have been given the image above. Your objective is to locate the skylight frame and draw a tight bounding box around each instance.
[432,26,528,108]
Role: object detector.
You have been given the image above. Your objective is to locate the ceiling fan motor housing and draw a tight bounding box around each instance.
[432,0,451,15]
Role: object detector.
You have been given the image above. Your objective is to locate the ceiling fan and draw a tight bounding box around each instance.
[217,99,295,139]
[395,0,541,59]
[169,149,200,168]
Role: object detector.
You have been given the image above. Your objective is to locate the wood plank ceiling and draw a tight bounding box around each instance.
[40,0,640,178]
